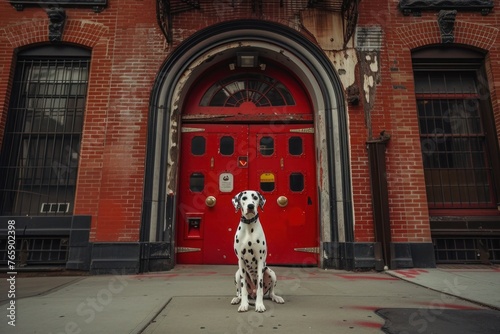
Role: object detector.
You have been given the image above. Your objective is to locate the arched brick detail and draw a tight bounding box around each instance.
[2,20,47,47]
[63,20,109,48]
[396,20,498,50]
[395,20,440,49]
[454,21,499,50]
[2,19,108,49]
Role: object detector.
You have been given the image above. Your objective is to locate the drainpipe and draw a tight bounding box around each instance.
[367,131,391,271]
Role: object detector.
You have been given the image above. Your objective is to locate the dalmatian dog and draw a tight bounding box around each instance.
[231,190,285,312]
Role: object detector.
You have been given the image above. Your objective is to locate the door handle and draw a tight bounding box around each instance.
[277,196,288,207]
[205,196,216,207]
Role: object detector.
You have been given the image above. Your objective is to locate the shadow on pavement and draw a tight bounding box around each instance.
[376,308,500,334]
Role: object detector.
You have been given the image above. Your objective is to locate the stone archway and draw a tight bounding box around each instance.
[141,20,352,271]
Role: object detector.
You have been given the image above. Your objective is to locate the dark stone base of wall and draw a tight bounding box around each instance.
[0,215,92,271]
[90,242,140,275]
[90,242,174,274]
[0,216,176,275]
[323,242,436,270]
[390,242,436,269]
[140,242,174,272]
[1,217,437,274]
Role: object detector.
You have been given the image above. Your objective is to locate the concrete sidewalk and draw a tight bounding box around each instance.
[387,265,500,310]
[0,265,499,333]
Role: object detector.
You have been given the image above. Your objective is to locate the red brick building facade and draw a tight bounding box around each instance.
[1,0,499,273]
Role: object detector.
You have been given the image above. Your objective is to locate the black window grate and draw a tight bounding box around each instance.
[0,237,69,265]
[0,57,89,215]
[414,70,497,209]
[434,237,500,264]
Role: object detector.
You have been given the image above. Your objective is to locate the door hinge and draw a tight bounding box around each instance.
[181,127,205,133]
[175,247,202,253]
[294,247,319,254]
[290,127,314,133]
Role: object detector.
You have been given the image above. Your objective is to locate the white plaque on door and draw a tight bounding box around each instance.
[219,173,234,192]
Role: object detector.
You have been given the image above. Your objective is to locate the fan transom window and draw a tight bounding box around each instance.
[200,73,295,107]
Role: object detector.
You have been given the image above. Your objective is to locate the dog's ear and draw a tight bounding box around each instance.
[258,192,266,210]
[232,192,242,212]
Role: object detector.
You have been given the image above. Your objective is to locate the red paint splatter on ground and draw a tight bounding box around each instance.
[131,271,219,279]
[186,271,218,276]
[336,274,398,281]
[131,273,179,279]
[353,321,383,329]
[347,305,380,311]
[393,269,428,279]
[278,276,302,281]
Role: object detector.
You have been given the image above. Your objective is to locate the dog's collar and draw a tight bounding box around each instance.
[240,214,259,224]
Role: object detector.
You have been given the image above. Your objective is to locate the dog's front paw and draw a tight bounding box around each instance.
[271,294,284,304]
[238,303,249,312]
[255,303,266,313]
[231,297,241,305]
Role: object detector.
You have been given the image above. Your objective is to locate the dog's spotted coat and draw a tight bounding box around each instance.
[231,190,284,312]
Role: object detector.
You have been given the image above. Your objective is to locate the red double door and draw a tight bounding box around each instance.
[176,124,318,265]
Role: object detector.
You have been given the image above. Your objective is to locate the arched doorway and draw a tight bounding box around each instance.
[176,60,318,265]
[141,20,353,271]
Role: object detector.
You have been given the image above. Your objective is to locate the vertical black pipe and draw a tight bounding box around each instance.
[367,133,391,269]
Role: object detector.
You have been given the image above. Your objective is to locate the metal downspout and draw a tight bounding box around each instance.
[367,132,391,270]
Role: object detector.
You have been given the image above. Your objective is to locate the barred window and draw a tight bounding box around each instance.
[0,45,90,215]
[413,48,499,211]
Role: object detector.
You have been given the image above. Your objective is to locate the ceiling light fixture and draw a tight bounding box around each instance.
[237,52,259,68]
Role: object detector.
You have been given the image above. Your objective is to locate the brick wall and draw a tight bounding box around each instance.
[1,0,499,246]
[0,0,166,242]
[356,0,500,243]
